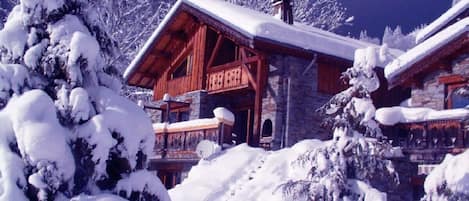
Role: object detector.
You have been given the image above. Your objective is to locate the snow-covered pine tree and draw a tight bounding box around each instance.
[0,1,169,201]
[381,25,417,51]
[281,46,398,201]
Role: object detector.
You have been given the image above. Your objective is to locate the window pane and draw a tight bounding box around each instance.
[169,112,178,123]
[180,111,190,122]
[451,89,469,108]
[172,59,188,79]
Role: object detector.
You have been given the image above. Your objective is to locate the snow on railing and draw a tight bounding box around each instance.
[377,107,469,163]
[152,107,234,160]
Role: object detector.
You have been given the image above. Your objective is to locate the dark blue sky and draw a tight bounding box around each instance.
[336,0,452,38]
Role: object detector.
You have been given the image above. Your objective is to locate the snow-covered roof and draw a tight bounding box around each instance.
[124,0,400,81]
[384,17,469,83]
[375,106,469,126]
[415,0,469,44]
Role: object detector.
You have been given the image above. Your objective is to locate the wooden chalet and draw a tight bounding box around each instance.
[379,3,468,199]
[124,0,407,188]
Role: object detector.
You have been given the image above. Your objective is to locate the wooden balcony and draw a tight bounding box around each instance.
[152,118,233,161]
[207,62,250,93]
[383,119,468,163]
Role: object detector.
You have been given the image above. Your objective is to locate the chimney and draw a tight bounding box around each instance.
[272,0,293,24]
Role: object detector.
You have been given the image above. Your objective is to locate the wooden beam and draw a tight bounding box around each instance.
[251,55,265,147]
[438,74,466,84]
[170,40,194,68]
[241,63,257,90]
[207,33,223,68]
[150,50,172,59]
[170,30,188,42]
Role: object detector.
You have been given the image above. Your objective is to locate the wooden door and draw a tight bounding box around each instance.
[232,109,254,145]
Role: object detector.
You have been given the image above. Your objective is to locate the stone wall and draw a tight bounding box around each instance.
[411,54,469,109]
[144,90,210,123]
[263,54,332,149]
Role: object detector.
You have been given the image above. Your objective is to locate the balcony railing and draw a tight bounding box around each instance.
[383,119,468,163]
[207,62,250,93]
[152,115,234,160]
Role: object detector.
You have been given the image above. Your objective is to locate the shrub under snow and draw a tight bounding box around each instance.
[422,150,469,201]
[280,46,399,201]
[0,0,169,200]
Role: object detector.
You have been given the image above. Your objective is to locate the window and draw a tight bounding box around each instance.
[440,75,469,109]
[262,119,273,138]
[162,108,190,123]
[171,54,192,79]
[206,28,239,67]
[212,39,238,66]
[447,84,469,109]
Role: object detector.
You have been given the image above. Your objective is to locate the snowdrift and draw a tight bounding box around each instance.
[169,140,386,201]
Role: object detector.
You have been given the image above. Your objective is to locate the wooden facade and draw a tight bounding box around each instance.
[126,0,411,189]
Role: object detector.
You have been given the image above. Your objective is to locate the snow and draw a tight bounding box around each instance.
[375,106,469,126]
[24,39,47,69]
[213,107,235,124]
[0,90,75,199]
[0,64,29,99]
[385,18,469,81]
[424,150,469,199]
[20,0,65,14]
[68,31,101,86]
[0,6,28,61]
[78,86,155,176]
[170,140,385,201]
[0,114,28,201]
[196,140,222,159]
[415,0,469,44]
[351,97,376,124]
[70,87,91,123]
[347,180,387,201]
[153,107,235,133]
[169,141,314,201]
[124,0,403,80]
[48,14,90,45]
[70,194,128,201]
[115,170,171,201]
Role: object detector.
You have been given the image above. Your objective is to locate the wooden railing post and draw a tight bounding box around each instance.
[218,123,223,147]
[183,131,187,151]
[163,131,168,159]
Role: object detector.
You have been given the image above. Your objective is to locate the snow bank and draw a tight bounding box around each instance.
[385,18,469,81]
[375,106,469,125]
[169,140,384,201]
[424,150,469,199]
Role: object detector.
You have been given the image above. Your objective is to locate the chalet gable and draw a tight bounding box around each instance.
[385,18,469,88]
[123,0,398,89]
